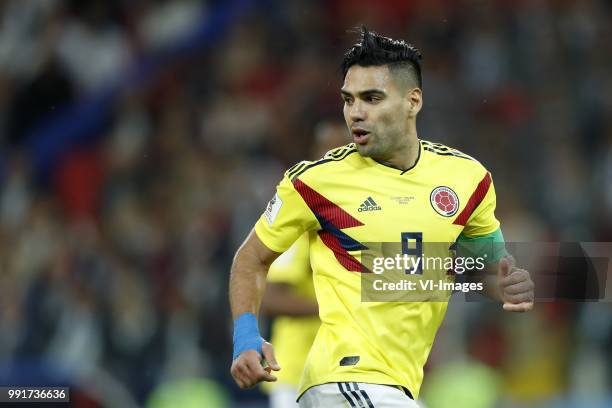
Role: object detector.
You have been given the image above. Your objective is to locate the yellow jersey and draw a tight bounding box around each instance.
[255,140,501,399]
[263,233,320,391]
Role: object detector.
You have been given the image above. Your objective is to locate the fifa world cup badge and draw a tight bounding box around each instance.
[264,193,283,225]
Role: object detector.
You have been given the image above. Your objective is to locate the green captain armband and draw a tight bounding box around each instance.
[456,228,508,264]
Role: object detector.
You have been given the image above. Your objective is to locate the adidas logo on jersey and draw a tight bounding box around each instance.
[358,197,381,212]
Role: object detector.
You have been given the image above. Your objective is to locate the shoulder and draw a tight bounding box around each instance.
[284,143,358,181]
[421,139,479,162]
[420,139,488,175]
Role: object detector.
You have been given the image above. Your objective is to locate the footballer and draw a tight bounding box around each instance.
[229,27,534,407]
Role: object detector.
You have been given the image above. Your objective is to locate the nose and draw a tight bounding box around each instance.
[349,100,366,122]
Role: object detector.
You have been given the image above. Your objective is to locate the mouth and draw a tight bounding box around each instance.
[352,128,370,145]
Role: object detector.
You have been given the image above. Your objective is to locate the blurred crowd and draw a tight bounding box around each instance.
[0,0,610,407]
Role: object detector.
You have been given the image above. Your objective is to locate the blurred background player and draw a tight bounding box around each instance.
[260,121,347,408]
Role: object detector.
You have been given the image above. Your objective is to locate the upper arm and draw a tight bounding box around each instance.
[235,229,283,269]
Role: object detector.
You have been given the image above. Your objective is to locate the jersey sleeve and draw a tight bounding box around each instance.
[254,171,319,253]
[458,172,506,262]
[461,172,500,238]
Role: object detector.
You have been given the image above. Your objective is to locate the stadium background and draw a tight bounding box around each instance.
[0,0,610,407]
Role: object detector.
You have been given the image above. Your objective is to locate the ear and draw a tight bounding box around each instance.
[407,88,422,117]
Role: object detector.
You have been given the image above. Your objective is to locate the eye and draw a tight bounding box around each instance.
[365,95,381,103]
[343,97,354,105]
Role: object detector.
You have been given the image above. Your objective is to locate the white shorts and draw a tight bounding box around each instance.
[298,382,419,408]
[269,384,300,408]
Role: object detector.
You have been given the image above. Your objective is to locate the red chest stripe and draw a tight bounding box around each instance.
[293,179,367,272]
[292,179,363,229]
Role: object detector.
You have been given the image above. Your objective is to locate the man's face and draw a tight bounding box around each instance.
[341,65,415,161]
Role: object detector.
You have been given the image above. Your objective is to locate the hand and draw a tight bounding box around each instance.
[230,341,281,389]
[498,256,534,312]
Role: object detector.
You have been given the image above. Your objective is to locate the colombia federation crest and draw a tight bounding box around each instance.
[430,186,459,217]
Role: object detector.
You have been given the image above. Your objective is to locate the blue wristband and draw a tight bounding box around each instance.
[232,312,263,360]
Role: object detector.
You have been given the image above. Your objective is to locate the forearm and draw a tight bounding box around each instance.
[477,270,502,302]
[456,228,507,302]
[229,244,270,319]
[466,263,502,302]
[229,231,285,388]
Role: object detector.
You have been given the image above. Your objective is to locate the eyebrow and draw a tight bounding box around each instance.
[340,89,386,98]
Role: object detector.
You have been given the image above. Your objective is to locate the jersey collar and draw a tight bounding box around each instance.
[361,139,423,176]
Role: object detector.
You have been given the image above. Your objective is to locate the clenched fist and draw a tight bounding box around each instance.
[498,256,534,312]
[231,341,281,389]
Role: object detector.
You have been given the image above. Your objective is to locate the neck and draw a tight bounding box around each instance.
[377,136,420,171]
